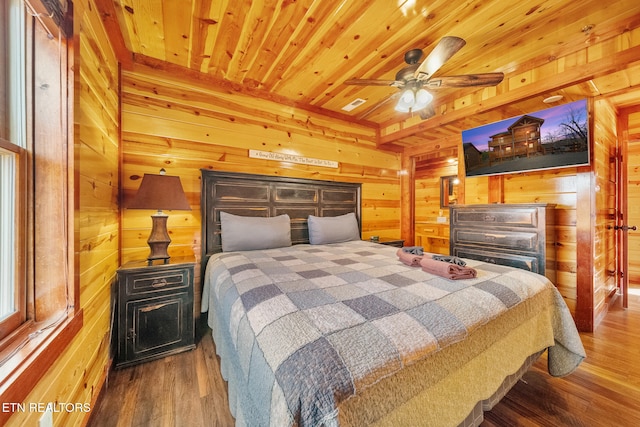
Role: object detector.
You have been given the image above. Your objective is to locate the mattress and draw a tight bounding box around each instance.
[201,240,585,426]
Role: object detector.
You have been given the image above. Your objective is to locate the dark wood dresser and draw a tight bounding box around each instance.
[115,258,195,368]
[449,204,556,282]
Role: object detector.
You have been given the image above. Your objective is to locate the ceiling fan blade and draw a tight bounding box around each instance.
[344,78,404,87]
[414,36,466,81]
[424,73,505,88]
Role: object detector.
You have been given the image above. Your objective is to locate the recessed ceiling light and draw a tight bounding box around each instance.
[342,98,367,111]
[543,95,563,103]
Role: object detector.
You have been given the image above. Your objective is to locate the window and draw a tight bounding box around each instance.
[0,0,80,411]
[0,0,27,344]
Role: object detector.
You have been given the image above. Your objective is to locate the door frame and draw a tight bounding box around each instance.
[617,107,632,308]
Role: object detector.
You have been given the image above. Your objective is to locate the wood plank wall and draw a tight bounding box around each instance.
[8,0,120,425]
[119,64,402,308]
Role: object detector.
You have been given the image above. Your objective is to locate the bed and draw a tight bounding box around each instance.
[199,170,585,427]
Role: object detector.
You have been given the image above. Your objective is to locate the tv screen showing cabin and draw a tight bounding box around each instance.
[461,99,589,177]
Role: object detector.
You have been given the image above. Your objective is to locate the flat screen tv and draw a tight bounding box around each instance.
[461,99,589,177]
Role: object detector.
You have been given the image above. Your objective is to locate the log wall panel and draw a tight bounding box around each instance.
[120,64,402,273]
[461,176,490,205]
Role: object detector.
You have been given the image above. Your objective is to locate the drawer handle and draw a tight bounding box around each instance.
[423,228,434,233]
[151,278,168,288]
[484,215,496,222]
[485,234,506,239]
[140,302,172,313]
[483,258,497,264]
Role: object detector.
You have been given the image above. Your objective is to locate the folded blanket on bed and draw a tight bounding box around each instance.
[432,254,467,266]
[396,248,423,266]
[420,257,477,280]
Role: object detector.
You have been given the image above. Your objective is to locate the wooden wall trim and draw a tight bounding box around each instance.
[488,176,504,204]
[92,0,133,68]
[575,167,594,331]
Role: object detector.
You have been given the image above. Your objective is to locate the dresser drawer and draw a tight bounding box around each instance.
[451,207,539,228]
[452,246,541,274]
[121,267,191,296]
[450,229,539,251]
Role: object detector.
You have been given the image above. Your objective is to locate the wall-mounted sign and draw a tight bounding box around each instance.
[249,150,338,168]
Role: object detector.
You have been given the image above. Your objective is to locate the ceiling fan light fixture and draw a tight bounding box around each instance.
[395,88,415,112]
[413,88,433,110]
[394,100,412,113]
[400,88,415,104]
[395,87,432,113]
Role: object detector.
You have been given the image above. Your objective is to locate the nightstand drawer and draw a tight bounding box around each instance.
[122,267,190,296]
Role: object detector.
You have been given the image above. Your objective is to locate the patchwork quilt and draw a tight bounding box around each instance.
[201,240,585,427]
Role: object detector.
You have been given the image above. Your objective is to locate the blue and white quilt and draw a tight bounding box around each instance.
[201,240,585,427]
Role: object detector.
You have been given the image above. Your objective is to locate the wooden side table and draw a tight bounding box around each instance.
[115,258,195,368]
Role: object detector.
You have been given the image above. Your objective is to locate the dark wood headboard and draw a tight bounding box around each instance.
[200,169,362,270]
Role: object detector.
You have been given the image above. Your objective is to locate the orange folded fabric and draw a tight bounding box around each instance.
[396,248,423,267]
[419,257,477,280]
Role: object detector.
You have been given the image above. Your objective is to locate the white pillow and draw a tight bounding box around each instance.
[220,212,291,252]
[308,212,360,245]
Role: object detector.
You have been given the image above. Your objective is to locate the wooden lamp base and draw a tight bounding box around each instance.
[147,211,171,265]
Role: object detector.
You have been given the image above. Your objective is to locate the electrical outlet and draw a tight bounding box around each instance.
[39,407,53,427]
[436,216,447,223]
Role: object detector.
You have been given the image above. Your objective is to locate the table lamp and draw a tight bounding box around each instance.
[127,169,191,265]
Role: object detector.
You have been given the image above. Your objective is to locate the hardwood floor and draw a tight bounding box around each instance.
[89,291,640,427]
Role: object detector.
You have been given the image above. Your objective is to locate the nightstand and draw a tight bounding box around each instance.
[368,237,405,248]
[115,258,195,368]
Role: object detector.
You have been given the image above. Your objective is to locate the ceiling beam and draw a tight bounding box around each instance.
[92,0,133,69]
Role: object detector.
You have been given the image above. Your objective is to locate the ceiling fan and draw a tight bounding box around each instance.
[344,36,504,118]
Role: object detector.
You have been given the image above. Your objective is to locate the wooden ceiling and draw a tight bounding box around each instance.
[97,0,640,148]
